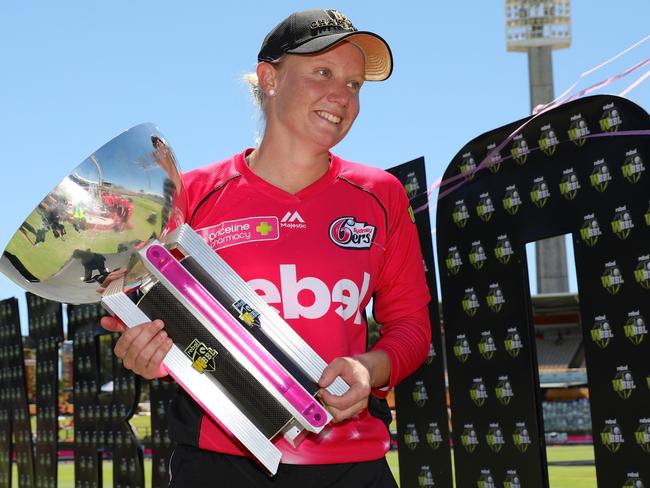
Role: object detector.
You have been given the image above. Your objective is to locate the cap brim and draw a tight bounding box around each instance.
[286,31,393,81]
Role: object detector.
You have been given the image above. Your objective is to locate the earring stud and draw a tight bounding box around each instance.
[268,89,276,97]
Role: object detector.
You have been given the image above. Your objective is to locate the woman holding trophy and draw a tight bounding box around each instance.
[101,8,431,487]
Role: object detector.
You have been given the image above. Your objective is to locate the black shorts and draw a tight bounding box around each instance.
[168,444,398,488]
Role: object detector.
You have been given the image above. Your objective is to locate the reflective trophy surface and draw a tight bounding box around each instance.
[0,124,347,474]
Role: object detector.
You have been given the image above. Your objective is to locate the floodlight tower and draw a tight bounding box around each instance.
[506,0,572,293]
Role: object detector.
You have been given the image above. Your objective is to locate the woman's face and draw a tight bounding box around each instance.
[267,41,365,151]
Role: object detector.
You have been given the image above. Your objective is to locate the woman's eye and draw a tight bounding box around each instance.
[318,68,331,78]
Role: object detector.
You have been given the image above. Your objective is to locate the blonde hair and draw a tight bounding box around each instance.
[243,72,267,112]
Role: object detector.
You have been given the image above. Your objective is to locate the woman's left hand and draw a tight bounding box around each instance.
[317,356,372,422]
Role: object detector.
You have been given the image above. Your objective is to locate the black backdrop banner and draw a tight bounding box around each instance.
[0,298,35,487]
[27,292,64,488]
[67,303,144,488]
[436,94,650,488]
[388,158,453,488]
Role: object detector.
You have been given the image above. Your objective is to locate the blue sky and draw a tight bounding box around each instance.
[0,1,648,329]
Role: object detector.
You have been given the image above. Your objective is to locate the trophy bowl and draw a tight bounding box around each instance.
[0,123,186,304]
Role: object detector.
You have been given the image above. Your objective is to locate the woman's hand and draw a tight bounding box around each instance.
[317,350,390,423]
[317,357,371,422]
[100,316,173,380]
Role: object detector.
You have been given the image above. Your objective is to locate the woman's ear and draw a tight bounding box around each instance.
[257,62,278,98]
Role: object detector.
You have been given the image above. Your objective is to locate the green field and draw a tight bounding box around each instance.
[11,445,596,487]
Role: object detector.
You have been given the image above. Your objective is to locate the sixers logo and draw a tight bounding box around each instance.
[329,217,376,249]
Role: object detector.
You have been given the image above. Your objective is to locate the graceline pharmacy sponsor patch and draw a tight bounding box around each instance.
[196,216,279,250]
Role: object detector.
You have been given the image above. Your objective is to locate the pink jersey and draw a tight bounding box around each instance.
[172,149,431,464]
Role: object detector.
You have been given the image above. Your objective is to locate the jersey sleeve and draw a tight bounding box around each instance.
[370,179,431,395]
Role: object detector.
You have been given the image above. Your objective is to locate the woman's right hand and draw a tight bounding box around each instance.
[100,316,173,380]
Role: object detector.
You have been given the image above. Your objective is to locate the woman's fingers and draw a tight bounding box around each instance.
[100,315,126,333]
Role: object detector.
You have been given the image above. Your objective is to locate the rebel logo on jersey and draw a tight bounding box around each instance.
[247,264,371,325]
[328,216,376,249]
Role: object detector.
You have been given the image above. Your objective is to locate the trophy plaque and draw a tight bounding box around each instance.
[0,124,348,474]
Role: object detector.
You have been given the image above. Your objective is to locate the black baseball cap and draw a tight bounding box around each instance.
[258,9,393,81]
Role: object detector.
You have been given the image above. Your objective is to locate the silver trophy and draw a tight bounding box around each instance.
[0,124,347,473]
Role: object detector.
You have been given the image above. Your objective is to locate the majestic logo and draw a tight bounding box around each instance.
[247,264,370,324]
[495,235,514,264]
[461,424,479,452]
[470,378,488,406]
[281,210,306,229]
[462,289,480,317]
[459,152,477,180]
[445,246,463,274]
[185,339,218,374]
[478,470,496,488]
[601,263,624,295]
[601,420,625,452]
[559,169,581,200]
[197,216,279,250]
[404,424,420,450]
[504,328,523,357]
[511,134,530,165]
[590,159,612,192]
[486,142,502,173]
[634,256,650,289]
[568,113,590,146]
[530,177,551,208]
[622,149,645,183]
[453,335,472,363]
[232,300,260,328]
[486,284,505,313]
[504,470,522,488]
[613,368,636,400]
[426,423,443,449]
[495,376,514,406]
[452,200,470,228]
[636,421,650,453]
[591,316,614,349]
[486,424,506,452]
[580,214,602,247]
[513,423,531,453]
[469,241,488,270]
[478,331,497,360]
[476,192,495,222]
[599,103,622,132]
[412,381,428,408]
[539,123,559,156]
[417,466,435,488]
[624,312,647,345]
[611,206,634,239]
[503,185,522,215]
[329,217,375,249]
